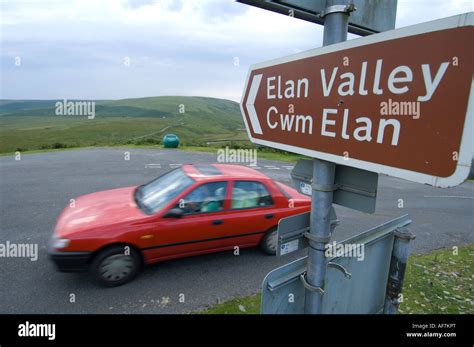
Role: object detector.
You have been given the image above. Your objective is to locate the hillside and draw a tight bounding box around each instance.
[0,96,241,119]
[0,96,247,153]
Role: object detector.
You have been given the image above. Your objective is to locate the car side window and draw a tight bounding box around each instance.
[231,181,274,209]
[178,181,227,214]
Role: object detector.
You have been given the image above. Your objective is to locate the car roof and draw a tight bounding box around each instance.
[181,163,270,181]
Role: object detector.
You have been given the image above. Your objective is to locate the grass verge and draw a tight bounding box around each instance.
[201,244,474,314]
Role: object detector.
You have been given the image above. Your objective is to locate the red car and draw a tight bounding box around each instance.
[48,164,311,286]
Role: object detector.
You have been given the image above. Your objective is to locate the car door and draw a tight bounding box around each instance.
[218,180,277,249]
[144,181,230,261]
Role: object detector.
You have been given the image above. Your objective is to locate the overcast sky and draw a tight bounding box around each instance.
[0,0,472,102]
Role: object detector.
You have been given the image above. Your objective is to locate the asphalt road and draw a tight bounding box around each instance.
[0,148,472,314]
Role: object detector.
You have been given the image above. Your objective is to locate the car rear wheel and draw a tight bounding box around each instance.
[91,245,141,287]
[260,228,277,255]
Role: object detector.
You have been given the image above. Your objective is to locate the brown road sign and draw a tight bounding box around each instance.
[241,13,473,188]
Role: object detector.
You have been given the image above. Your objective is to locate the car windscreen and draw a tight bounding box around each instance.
[135,169,195,214]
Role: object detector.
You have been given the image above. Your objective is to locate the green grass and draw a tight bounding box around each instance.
[0,96,241,118]
[0,115,246,153]
[199,294,262,314]
[399,245,473,314]
[201,244,474,314]
[0,96,245,153]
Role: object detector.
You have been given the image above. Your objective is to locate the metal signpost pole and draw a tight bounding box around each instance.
[303,0,352,314]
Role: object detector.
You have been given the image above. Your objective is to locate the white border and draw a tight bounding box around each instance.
[240,13,473,188]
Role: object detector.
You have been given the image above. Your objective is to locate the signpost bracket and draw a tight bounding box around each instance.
[319,2,357,18]
[267,268,304,292]
[337,184,377,197]
[304,231,331,243]
[300,272,325,295]
[312,182,339,192]
[327,261,352,279]
[291,159,379,213]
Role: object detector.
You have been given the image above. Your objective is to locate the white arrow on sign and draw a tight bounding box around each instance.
[244,73,263,134]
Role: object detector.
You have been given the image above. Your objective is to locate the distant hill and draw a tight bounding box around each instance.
[0,96,241,119]
[0,96,248,153]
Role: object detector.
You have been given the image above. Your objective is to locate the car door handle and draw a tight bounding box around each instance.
[212,220,223,225]
[265,214,274,219]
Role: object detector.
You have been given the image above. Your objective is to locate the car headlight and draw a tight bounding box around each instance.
[51,237,70,250]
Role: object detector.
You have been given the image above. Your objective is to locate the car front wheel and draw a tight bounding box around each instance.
[91,245,141,287]
[260,228,277,255]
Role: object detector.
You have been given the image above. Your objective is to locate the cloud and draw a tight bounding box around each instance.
[0,0,472,101]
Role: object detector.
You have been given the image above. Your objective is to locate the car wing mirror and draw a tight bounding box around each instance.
[164,208,184,218]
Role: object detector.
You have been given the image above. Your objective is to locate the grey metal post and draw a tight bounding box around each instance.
[383,227,415,314]
[303,0,351,314]
[322,0,350,46]
[303,159,336,313]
